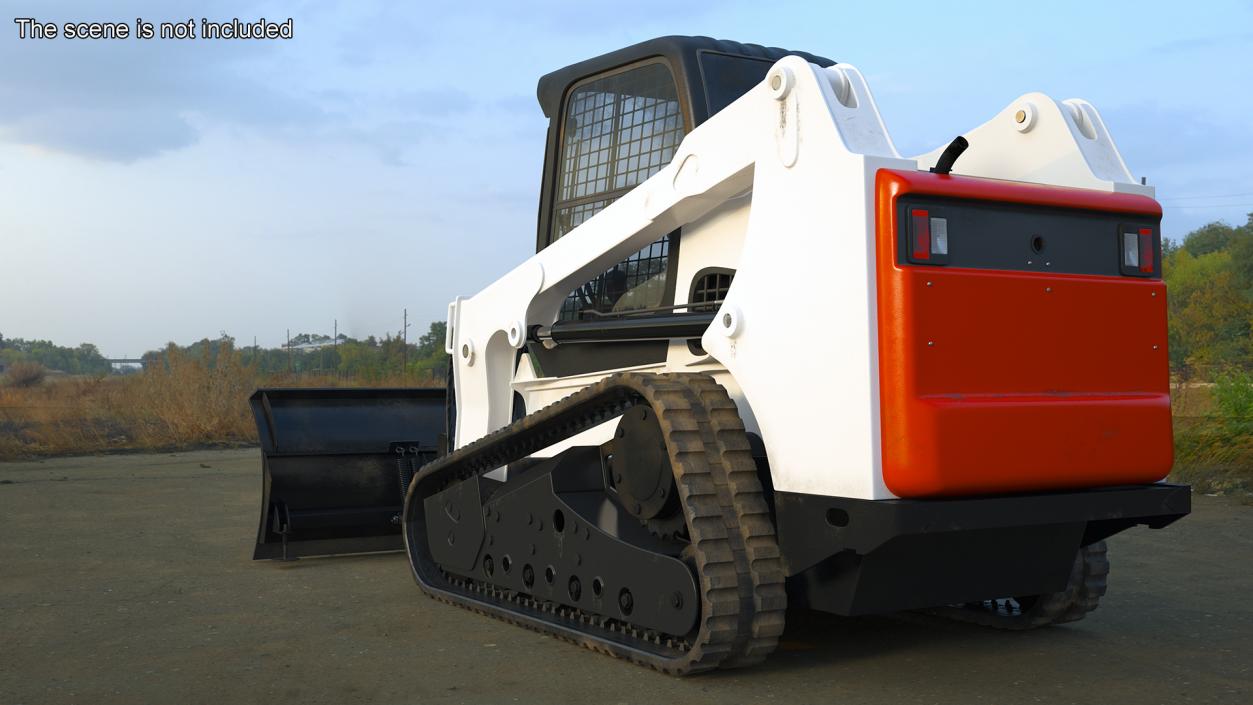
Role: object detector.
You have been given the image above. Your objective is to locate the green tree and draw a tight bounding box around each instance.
[1164,213,1253,377]
[416,321,447,358]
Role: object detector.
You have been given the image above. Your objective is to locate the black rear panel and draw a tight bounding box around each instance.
[896,196,1161,277]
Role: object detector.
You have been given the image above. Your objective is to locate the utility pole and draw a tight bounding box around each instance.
[402,308,409,379]
[286,328,292,374]
[333,319,338,379]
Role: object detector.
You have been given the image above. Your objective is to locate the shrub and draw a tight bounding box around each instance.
[1212,370,1253,436]
[1172,370,1253,498]
[4,361,46,388]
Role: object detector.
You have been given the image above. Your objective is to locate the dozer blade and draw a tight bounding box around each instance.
[250,387,446,560]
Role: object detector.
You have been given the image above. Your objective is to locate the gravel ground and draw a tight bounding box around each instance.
[1,449,1248,704]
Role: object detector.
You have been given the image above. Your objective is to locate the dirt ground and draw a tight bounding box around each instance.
[1,449,1248,705]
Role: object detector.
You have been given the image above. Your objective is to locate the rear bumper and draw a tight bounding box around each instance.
[775,483,1190,615]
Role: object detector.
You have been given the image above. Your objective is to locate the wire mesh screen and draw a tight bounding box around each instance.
[558,236,673,320]
[689,271,735,312]
[551,62,686,321]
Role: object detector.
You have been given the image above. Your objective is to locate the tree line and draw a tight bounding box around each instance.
[142,322,451,382]
[0,335,111,375]
[1,322,450,383]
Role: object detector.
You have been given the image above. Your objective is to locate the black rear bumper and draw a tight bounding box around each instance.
[775,483,1190,616]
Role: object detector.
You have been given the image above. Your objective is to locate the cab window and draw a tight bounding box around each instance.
[550,61,686,320]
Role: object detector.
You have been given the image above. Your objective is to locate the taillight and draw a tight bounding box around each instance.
[932,217,949,255]
[1121,226,1157,276]
[1122,232,1139,268]
[1138,228,1153,273]
[911,209,931,260]
[909,209,949,264]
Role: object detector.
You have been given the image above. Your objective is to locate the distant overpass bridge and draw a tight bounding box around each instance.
[106,358,149,368]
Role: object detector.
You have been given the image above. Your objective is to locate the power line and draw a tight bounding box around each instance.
[1160,191,1253,202]
[1169,203,1253,209]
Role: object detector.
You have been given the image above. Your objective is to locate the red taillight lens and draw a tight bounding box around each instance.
[1138,228,1153,273]
[1122,226,1156,276]
[911,209,931,260]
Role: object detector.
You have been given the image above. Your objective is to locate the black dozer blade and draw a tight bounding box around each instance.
[250,387,447,560]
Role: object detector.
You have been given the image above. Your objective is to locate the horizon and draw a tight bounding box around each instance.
[4,1,1252,357]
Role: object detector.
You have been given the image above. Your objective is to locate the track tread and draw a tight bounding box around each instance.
[675,375,786,668]
[926,540,1110,630]
[402,372,772,675]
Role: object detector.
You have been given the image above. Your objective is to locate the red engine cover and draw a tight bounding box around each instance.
[875,169,1173,498]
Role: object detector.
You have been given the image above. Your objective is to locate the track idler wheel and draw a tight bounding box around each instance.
[610,405,686,539]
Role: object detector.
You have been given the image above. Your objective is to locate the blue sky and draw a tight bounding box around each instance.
[2,1,1251,356]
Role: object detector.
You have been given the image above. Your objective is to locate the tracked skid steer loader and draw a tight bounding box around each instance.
[251,36,1190,674]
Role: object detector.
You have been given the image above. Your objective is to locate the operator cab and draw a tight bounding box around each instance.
[529,36,833,375]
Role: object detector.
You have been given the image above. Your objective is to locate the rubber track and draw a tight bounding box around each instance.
[926,541,1109,629]
[675,375,786,667]
[402,372,767,675]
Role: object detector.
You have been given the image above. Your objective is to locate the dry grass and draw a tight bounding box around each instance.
[2,349,1249,502]
[0,346,439,460]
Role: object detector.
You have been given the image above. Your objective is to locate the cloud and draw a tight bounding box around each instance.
[1099,103,1253,171]
[1150,31,1253,54]
[0,2,545,163]
[0,0,327,160]
[0,107,199,161]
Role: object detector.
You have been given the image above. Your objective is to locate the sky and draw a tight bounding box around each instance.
[2,0,1251,357]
